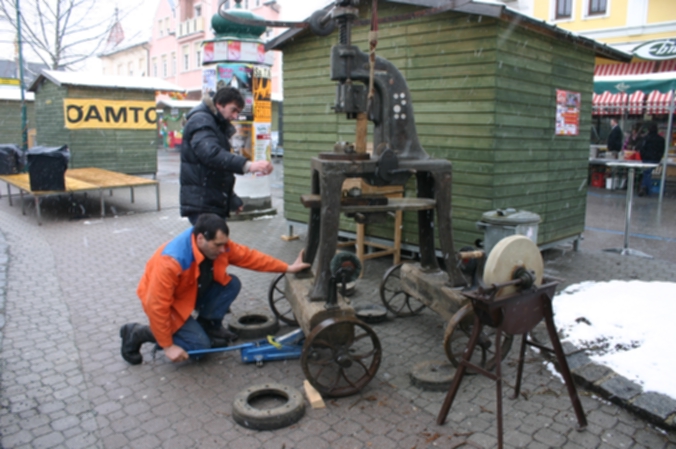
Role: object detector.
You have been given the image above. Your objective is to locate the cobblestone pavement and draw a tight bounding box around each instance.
[0,152,674,448]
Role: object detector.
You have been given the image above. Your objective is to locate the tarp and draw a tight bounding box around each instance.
[594,72,676,204]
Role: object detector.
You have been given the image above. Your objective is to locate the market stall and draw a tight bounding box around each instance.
[593,72,676,202]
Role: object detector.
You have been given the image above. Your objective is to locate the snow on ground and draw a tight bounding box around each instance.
[553,281,676,400]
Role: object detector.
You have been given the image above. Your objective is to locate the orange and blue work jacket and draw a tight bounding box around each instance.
[137,227,288,348]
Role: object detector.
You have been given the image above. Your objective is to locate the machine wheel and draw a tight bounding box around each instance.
[379,263,425,317]
[301,316,381,398]
[228,311,279,340]
[268,273,299,326]
[443,304,513,372]
[232,382,305,430]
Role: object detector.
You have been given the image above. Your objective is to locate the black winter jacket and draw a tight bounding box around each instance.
[179,97,249,218]
[640,131,665,163]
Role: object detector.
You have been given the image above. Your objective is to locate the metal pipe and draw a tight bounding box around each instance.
[16,0,27,150]
[658,90,674,206]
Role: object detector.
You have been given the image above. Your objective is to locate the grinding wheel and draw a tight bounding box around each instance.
[483,235,543,299]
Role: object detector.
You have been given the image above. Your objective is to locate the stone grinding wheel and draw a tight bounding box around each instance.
[483,235,543,299]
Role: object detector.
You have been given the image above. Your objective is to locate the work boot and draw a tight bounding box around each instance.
[638,186,647,197]
[197,317,239,342]
[120,323,156,365]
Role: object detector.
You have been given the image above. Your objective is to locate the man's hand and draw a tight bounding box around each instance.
[164,344,189,363]
[248,160,273,175]
[287,250,312,273]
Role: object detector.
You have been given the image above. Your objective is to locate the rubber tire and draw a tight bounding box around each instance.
[232,382,305,431]
[228,311,279,340]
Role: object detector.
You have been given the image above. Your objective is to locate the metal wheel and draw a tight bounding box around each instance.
[268,273,298,326]
[379,262,425,317]
[301,316,381,398]
[443,304,513,372]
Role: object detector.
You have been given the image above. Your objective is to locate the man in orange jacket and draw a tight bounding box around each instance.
[120,213,310,364]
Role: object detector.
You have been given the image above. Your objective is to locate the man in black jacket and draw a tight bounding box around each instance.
[607,118,623,156]
[180,87,273,224]
[638,124,665,197]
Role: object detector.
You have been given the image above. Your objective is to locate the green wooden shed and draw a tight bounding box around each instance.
[268,0,630,252]
[28,70,183,175]
[0,87,35,147]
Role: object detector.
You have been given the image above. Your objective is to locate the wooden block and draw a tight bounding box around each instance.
[281,234,300,241]
[303,380,326,409]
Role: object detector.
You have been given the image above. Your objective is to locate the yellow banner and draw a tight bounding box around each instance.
[63,99,157,130]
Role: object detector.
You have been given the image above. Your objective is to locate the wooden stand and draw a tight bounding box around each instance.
[338,179,403,275]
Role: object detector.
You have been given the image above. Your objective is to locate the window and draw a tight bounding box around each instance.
[165,18,171,35]
[182,45,190,71]
[555,0,572,19]
[171,52,177,75]
[196,43,202,67]
[222,0,230,8]
[158,20,163,37]
[128,61,134,76]
[195,5,201,17]
[152,58,158,77]
[139,58,145,76]
[162,55,168,77]
[588,0,607,15]
[117,63,123,75]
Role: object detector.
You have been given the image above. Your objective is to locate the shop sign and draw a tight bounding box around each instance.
[632,39,676,60]
[63,99,156,130]
[555,89,581,136]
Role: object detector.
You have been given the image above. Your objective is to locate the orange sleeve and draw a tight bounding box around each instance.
[141,256,182,348]
[226,241,289,273]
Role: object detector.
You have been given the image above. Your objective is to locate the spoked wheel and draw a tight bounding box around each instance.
[379,262,425,317]
[443,304,513,372]
[301,316,382,398]
[268,273,298,326]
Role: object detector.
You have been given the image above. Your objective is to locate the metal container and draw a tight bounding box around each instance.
[476,209,540,255]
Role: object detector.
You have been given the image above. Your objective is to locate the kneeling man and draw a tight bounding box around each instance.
[120,213,309,364]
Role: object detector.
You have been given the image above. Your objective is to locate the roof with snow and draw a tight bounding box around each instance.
[28,70,184,93]
[0,87,35,102]
[267,0,631,62]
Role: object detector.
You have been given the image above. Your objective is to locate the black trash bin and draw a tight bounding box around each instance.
[27,145,70,191]
[0,144,26,175]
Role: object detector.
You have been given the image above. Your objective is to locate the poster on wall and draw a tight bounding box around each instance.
[202,69,216,96]
[253,66,272,124]
[254,122,271,161]
[216,63,253,120]
[555,89,581,136]
[231,122,253,160]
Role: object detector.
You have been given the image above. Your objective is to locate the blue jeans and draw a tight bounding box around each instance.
[641,168,654,193]
[172,275,241,355]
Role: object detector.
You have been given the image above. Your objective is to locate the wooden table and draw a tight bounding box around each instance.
[0,167,160,225]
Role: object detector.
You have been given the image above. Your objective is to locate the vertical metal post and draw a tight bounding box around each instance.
[658,90,674,206]
[623,167,635,251]
[16,0,28,150]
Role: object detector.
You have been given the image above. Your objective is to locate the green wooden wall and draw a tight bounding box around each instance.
[0,100,36,147]
[281,2,594,249]
[34,81,157,175]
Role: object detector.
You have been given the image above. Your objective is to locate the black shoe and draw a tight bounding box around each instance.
[120,323,156,365]
[197,318,239,342]
[638,187,647,197]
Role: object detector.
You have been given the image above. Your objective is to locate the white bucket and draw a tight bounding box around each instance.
[606,178,613,189]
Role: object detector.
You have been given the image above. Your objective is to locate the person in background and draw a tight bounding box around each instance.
[623,123,644,151]
[607,118,623,157]
[638,124,665,197]
[120,213,310,365]
[180,87,273,224]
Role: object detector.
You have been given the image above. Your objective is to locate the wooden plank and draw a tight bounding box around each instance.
[303,380,325,409]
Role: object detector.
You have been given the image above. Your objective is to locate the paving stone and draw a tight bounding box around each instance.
[599,376,643,401]
[631,392,676,420]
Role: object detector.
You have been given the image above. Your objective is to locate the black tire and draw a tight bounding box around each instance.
[268,273,299,326]
[232,382,305,431]
[228,311,279,340]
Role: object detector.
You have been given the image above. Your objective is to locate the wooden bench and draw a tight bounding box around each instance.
[0,167,160,225]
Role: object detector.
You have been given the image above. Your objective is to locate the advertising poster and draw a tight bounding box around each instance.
[202,68,216,96]
[253,66,272,124]
[254,122,271,161]
[231,122,253,161]
[216,63,253,120]
[555,89,581,136]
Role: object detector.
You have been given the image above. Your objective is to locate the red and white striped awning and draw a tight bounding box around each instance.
[592,91,628,115]
[646,90,674,115]
[627,90,646,114]
[594,61,656,77]
[658,59,676,73]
